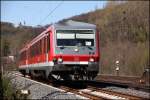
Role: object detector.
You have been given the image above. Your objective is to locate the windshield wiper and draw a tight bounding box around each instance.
[87,46,93,50]
[60,46,65,49]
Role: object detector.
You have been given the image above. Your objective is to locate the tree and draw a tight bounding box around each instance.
[2,39,10,56]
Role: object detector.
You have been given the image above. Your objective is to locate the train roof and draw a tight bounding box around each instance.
[53,20,96,29]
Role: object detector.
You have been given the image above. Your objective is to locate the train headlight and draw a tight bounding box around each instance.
[58,58,63,63]
[89,58,94,62]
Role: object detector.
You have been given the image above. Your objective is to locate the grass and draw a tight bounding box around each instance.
[100,41,149,76]
[1,76,14,99]
[1,75,29,99]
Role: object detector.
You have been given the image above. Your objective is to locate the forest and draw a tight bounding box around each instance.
[1,1,149,76]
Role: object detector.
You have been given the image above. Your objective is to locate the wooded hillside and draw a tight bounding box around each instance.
[62,1,149,44]
[1,1,149,76]
[60,1,149,76]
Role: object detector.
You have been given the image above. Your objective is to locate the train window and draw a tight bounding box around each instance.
[24,51,26,60]
[30,48,31,57]
[37,41,38,55]
[37,41,40,55]
[39,40,41,54]
[40,40,42,54]
[27,35,49,57]
[34,44,36,56]
[30,48,32,57]
[32,46,34,57]
[28,49,30,58]
[21,51,26,60]
[43,38,45,53]
[35,43,37,55]
[47,34,50,52]
[44,37,47,53]
[32,45,34,56]
[38,41,40,55]
[31,47,33,57]
[56,30,95,46]
[42,39,44,53]
[33,45,35,56]
[20,54,22,60]
[31,46,34,57]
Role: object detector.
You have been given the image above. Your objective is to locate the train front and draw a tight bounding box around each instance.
[52,20,100,80]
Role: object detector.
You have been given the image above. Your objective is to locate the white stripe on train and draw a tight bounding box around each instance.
[19,61,91,69]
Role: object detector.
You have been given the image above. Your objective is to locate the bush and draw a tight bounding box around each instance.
[1,76,14,99]
[1,76,29,99]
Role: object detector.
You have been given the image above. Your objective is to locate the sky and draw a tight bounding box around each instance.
[1,1,107,27]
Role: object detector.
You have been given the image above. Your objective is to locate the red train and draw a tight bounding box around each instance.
[18,20,100,80]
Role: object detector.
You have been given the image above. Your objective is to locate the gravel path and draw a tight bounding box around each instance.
[6,72,87,99]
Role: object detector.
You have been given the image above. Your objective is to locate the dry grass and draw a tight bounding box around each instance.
[100,41,149,76]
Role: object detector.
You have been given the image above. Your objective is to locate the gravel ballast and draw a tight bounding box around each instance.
[103,86,150,99]
[6,72,87,99]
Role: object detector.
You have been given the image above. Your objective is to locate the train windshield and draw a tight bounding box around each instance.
[56,30,95,46]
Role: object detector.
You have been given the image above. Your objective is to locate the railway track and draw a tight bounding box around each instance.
[88,80,150,93]
[85,86,144,99]
[96,75,150,92]
[61,86,141,100]
[9,71,149,99]
[49,81,145,100]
